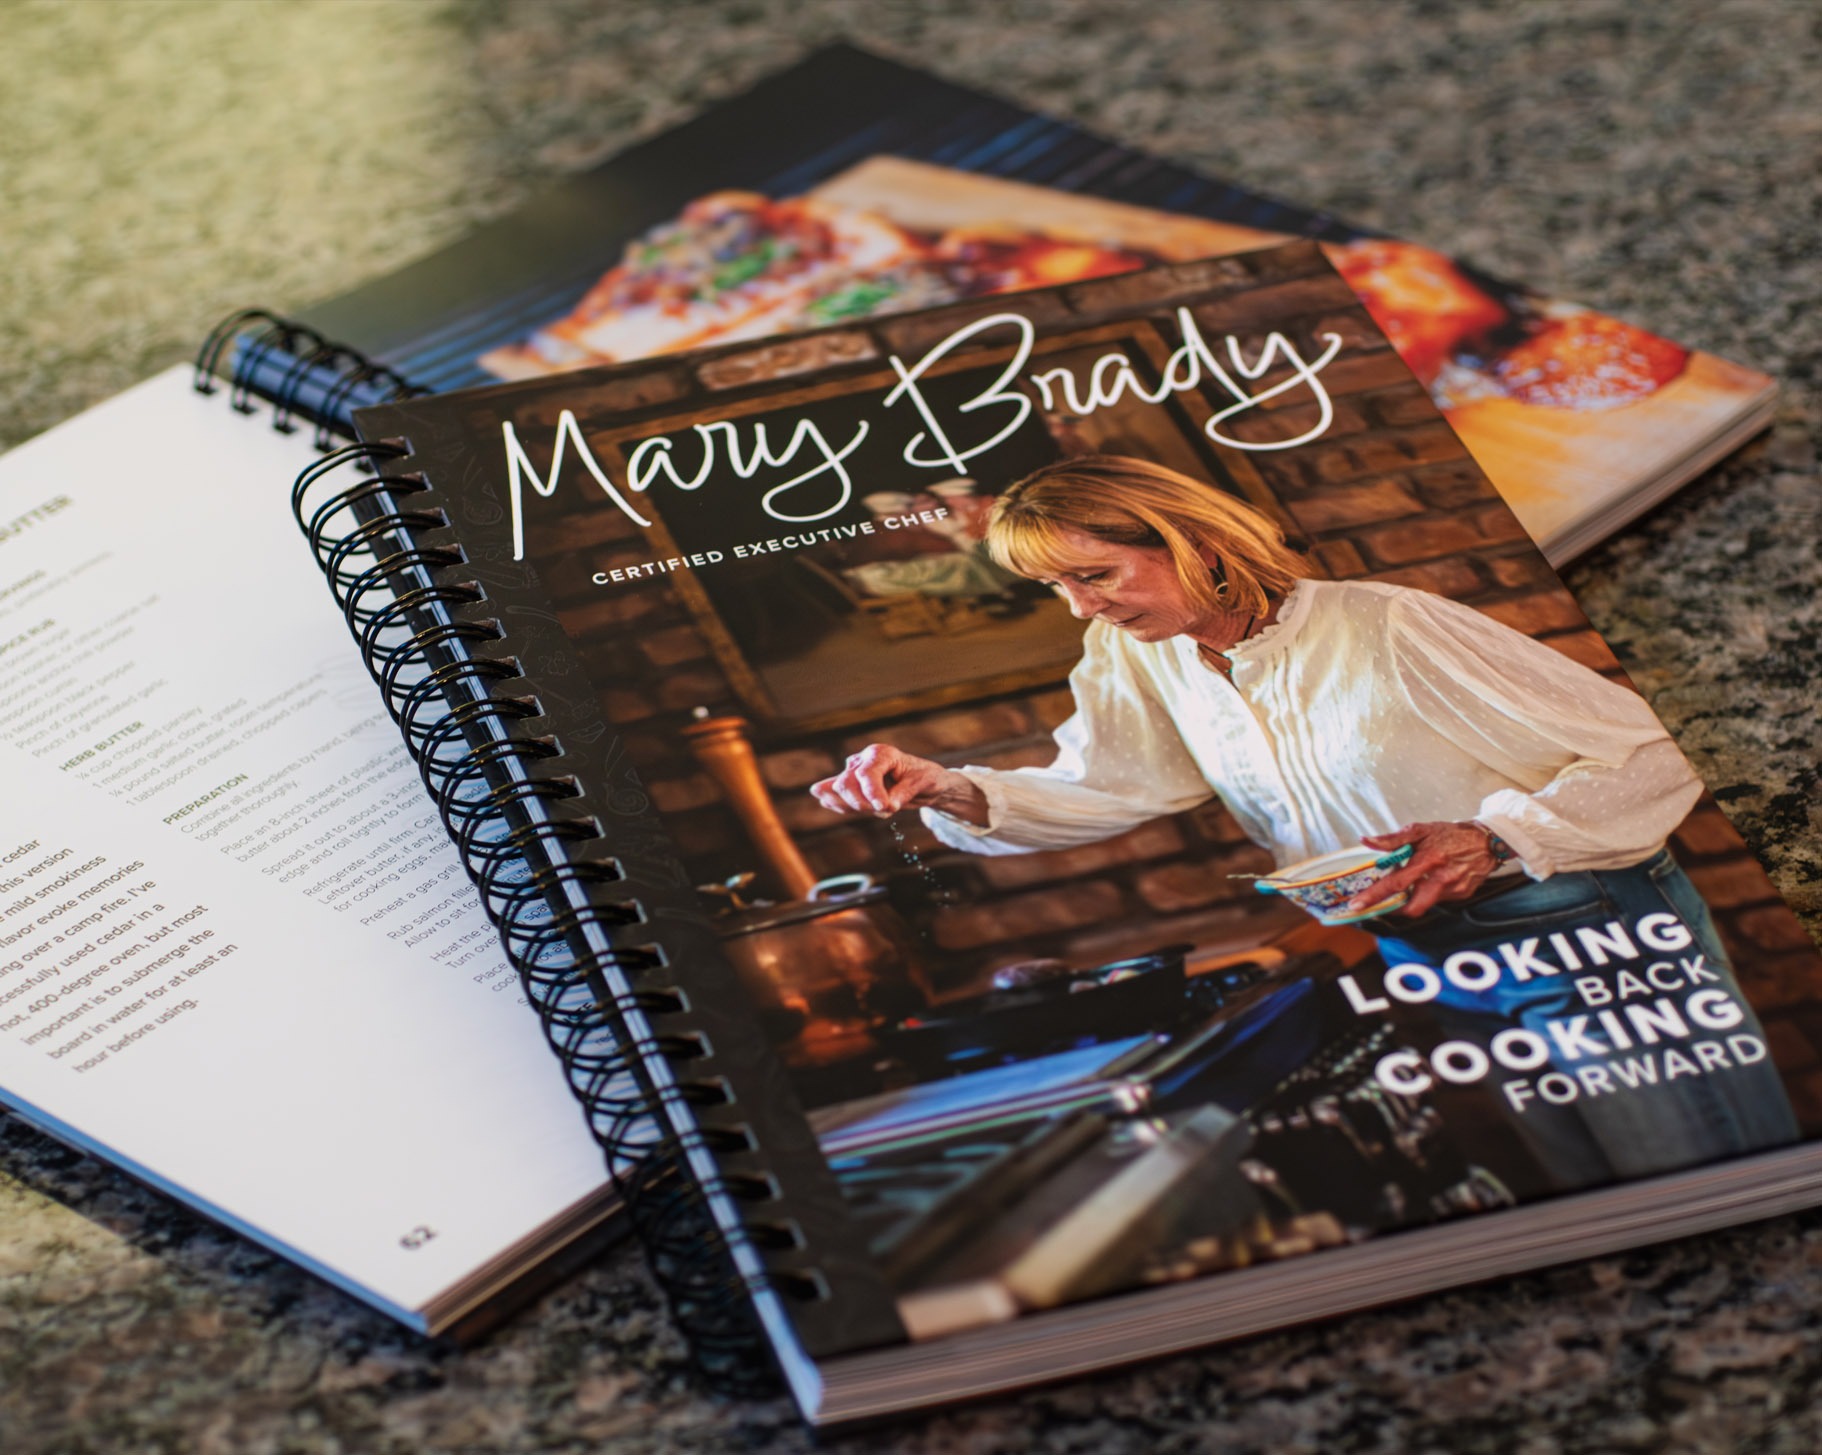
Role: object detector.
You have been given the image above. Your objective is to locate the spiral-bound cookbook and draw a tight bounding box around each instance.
[309,240,1821,1424]
[4,44,1785,1357]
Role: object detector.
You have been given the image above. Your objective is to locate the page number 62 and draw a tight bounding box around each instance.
[399,1225,438,1250]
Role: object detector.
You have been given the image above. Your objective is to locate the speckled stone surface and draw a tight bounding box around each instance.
[2,2,1819,1451]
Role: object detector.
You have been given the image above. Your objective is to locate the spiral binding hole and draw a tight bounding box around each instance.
[605,944,668,976]
[771,1271,832,1303]
[719,1171,779,1202]
[652,1032,711,1063]
[742,1220,804,1251]
[676,1077,733,1108]
[696,1124,757,1156]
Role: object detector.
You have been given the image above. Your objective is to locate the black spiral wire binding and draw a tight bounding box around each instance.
[198,309,791,1388]
[193,307,423,448]
[286,439,784,1393]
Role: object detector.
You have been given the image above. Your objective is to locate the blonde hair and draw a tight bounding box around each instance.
[986,455,1308,619]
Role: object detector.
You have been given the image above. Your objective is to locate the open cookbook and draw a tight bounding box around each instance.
[0,42,1784,1351]
[318,240,1822,1425]
[0,369,620,1335]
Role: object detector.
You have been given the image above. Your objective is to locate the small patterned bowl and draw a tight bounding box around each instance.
[1251,844,1416,924]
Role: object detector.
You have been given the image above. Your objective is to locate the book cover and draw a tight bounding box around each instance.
[308,44,1772,563]
[350,239,1820,1420]
[114,37,1769,1352]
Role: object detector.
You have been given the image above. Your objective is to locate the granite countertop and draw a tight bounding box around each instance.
[2,2,1818,1451]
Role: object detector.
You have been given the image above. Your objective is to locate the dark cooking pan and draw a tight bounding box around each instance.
[878,945,1189,1070]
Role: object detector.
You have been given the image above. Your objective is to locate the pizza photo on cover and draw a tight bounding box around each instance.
[469,155,1772,562]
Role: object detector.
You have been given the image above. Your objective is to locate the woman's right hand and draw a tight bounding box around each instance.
[810,744,990,825]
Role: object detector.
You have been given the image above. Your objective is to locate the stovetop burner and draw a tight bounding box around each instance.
[791,951,1276,1107]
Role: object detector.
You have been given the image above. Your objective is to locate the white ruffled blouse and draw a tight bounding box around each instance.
[923,578,1700,879]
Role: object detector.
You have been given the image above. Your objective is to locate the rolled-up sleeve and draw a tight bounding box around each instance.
[1385,590,1701,877]
[923,622,1214,855]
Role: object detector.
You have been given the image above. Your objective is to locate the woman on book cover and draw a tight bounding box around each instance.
[811,454,1797,1190]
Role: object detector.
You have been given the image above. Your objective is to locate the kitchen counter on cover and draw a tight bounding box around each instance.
[2,3,1819,1452]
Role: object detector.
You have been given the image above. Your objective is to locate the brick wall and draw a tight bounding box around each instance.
[514,246,1822,1072]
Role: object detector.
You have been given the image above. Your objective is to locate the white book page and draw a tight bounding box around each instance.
[0,367,610,1318]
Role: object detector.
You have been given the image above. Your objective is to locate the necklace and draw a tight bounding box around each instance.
[1199,611,1258,676]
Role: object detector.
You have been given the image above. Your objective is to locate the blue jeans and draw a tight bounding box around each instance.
[1373,850,1798,1190]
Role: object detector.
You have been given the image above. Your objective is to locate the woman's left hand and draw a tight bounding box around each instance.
[1347,821,1502,917]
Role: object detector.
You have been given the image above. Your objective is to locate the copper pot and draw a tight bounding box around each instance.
[712,873,933,1067]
